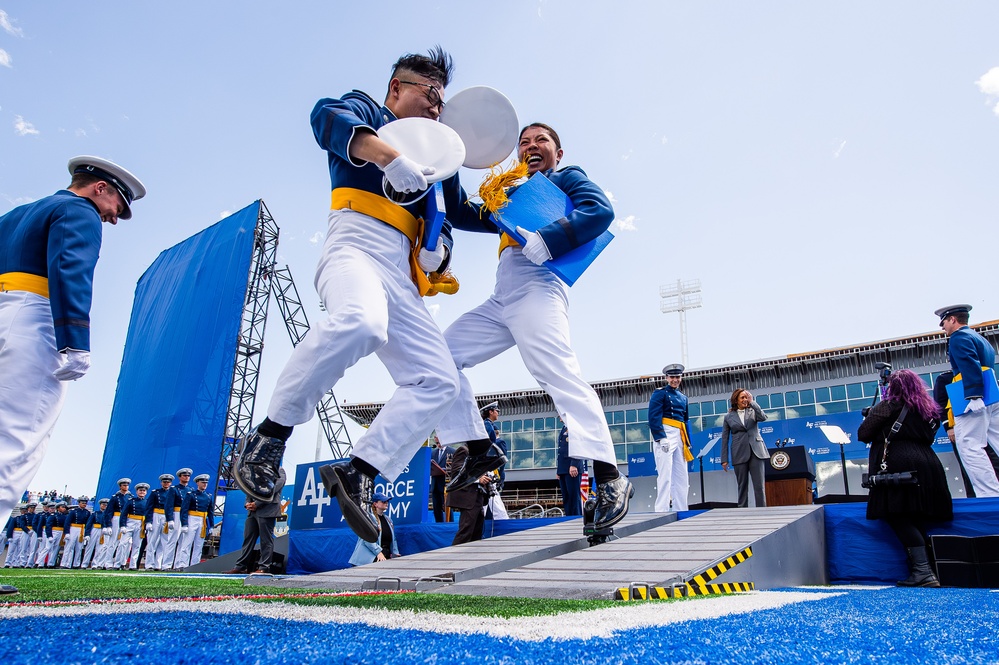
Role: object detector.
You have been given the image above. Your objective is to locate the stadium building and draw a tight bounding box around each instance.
[340,320,999,512]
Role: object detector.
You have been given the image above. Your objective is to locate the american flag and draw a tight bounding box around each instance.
[579,470,590,504]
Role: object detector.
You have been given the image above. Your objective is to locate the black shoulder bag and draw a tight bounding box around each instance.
[861,405,919,489]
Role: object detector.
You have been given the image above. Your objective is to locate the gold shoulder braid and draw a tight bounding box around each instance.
[477,159,529,215]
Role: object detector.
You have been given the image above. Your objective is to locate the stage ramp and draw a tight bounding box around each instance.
[251,506,825,600]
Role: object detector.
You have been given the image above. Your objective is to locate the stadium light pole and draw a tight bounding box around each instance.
[660,278,702,367]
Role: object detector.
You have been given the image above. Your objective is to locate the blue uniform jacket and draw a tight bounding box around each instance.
[163,485,193,516]
[449,166,614,262]
[180,490,214,530]
[0,190,104,351]
[31,512,46,534]
[103,492,132,527]
[556,426,584,474]
[4,516,15,539]
[144,488,169,520]
[648,386,690,441]
[348,513,399,566]
[44,512,67,538]
[84,509,105,537]
[65,506,91,529]
[310,90,492,267]
[948,326,996,399]
[119,496,148,528]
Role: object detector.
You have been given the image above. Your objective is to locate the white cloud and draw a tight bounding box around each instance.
[309,231,324,245]
[975,67,999,117]
[13,115,38,136]
[75,128,87,138]
[0,48,11,68]
[613,215,637,232]
[832,139,847,158]
[426,303,441,318]
[621,148,633,161]
[0,10,22,37]
[604,190,617,203]
[218,210,232,219]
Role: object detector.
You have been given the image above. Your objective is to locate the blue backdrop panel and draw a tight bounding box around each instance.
[218,483,296,557]
[95,202,260,499]
[825,497,999,583]
[291,448,430,531]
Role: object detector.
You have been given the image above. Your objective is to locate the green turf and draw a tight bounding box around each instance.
[0,569,617,616]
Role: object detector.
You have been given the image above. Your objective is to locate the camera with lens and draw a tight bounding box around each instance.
[861,470,918,489]
[875,361,892,386]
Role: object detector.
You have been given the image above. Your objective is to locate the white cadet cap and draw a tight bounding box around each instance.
[480,401,499,414]
[68,156,146,220]
[194,474,210,482]
[135,483,150,490]
[117,478,131,485]
[176,468,193,476]
[159,473,174,482]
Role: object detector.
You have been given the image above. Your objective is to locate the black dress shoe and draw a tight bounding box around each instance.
[445,446,508,492]
[0,585,17,595]
[234,427,286,502]
[593,475,634,530]
[320,461,379,542]
[223,567,248,575]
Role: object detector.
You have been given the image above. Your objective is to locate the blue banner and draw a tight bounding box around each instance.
[290,448,429,530]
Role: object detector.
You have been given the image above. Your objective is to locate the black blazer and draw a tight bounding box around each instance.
[720,402,769,465]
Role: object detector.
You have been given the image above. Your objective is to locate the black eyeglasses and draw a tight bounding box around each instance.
[400,80,445,111]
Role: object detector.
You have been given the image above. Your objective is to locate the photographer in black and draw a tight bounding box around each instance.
[858,369,952,587]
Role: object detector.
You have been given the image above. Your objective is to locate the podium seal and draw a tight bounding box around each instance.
[770,450,791,470]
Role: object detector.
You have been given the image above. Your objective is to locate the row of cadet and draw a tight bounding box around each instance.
[2,469,216,572]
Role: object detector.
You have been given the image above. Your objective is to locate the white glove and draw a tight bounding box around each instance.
[83,536,90,545]
[102,527,112,536]
[417,236,446,273]
[382,155,434,194]
[181,526,189,534]
[118,527,128,536]
[167,522,176,532]
[515,226,551,265]
[965,398,987,414]
[145,524,154,534]
[53,350,91,381]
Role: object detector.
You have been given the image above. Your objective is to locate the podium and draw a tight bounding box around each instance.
[764,446,815,506]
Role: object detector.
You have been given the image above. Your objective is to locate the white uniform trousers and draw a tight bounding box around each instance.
[18,531,38,567]
[0,292,69,522]
[161,510,182,569]
[954,402,999,497]
[94,527,117,569]
[5,530,25,567]
[653,426,689,512]
[175,514,206,568]
[435,249,616,465]
[267,210,459,481]
[81,530,102,568]
[114,519,142,568]
[146,512,169,570]
[35,530,61,567]
[60,525,86,568]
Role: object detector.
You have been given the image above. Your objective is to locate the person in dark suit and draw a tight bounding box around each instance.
[430,436,454,522]
[226,468,286,574]
[719,388,769,508]
[446,445,490,545]
[556,426,583,516]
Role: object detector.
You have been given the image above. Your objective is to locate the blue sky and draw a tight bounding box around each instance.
[2,2,998,495]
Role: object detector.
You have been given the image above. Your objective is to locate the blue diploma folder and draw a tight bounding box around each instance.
[422,182,446,251]
[490,173,613,286]
[946,368,999,414]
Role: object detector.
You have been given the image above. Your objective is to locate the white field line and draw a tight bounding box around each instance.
[0,590,842,642]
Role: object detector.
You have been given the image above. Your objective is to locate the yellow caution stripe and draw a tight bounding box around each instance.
[614,581,755,601]
[690,546,753,587]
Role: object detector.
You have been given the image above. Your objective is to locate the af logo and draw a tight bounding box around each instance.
[770,450,791,470]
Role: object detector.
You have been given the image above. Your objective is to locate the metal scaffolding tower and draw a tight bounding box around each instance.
[215,201,352,500]
[660,278,702,367]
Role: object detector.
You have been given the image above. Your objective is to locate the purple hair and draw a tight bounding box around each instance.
[886,369,941,421]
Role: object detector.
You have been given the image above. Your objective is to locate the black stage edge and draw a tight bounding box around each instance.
[814,494,869,504]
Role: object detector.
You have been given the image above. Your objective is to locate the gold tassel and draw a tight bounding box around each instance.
[477,159,529,215]
[425,270,460,296]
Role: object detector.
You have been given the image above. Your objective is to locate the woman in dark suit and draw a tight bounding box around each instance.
[719,388,769,507]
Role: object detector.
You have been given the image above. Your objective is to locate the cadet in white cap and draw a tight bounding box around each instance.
[115,482,149,569]
[103,478,133,569]
[161,469,193,570]
[143,474,174,570]
[82,498,109,569]
[936,304,999,497]
[0,156,146,525]
[60,496,92,568]
[176,474,214,569]
[649,364,692,512]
